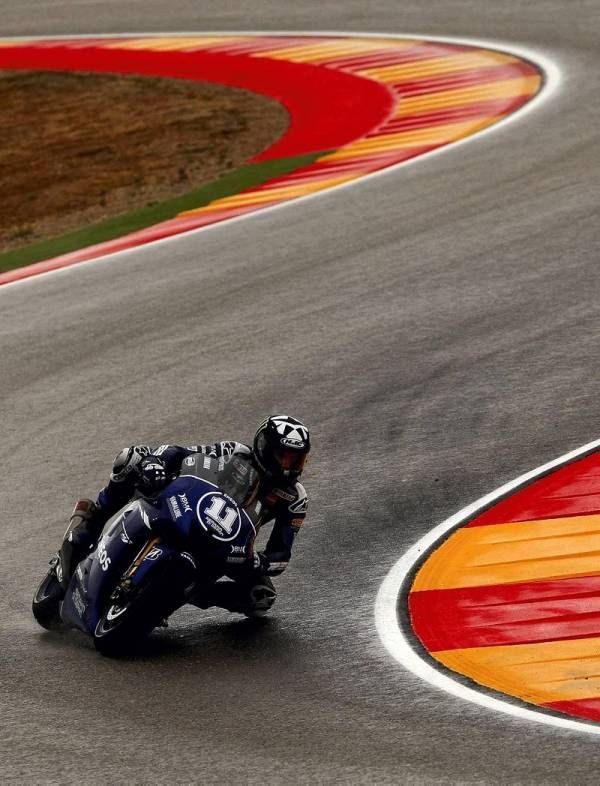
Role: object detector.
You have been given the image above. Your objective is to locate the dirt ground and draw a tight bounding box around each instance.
[0,70,289,253]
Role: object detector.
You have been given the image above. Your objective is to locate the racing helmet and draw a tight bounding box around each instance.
[253,414,310,481]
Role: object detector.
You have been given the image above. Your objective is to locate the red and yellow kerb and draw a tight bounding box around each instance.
[0,34,541,281]
[409,450,600,725]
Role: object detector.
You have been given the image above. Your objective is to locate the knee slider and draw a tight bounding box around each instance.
[249,577,277,610]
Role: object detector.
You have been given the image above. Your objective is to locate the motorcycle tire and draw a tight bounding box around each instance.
[94,551,196,657]
[94,555,188,657]
[32,568,63,630]
[93,579,167,657]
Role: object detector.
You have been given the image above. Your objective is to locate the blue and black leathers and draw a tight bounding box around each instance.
[94,440,309,577]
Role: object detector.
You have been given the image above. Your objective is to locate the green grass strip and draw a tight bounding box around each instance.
[0,151,326,274]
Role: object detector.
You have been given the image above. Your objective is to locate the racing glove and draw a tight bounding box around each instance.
[255,550,288,577]
[253,551,270,575]
[136,456,168,496]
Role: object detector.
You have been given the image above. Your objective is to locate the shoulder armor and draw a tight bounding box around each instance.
[269,481,308,508]
[288,482,308,515]
[269,482,308,514]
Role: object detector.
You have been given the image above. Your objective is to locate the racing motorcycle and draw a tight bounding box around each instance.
[32,453,259,656]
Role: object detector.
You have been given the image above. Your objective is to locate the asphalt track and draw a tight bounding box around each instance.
[1,2,600,784]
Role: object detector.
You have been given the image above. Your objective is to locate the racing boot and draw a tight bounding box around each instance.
[56,499,107,591]
[193,575,277,618]
[244,575,277,618]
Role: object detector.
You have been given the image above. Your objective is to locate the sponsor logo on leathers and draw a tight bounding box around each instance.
[272,487,295,502]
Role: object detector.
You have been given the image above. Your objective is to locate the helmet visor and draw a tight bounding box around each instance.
[274,446,308,475]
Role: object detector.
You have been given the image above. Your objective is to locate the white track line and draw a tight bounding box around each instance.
[0,30,561,291]
[375,438,600,735]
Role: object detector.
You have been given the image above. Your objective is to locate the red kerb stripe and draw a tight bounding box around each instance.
[410,575,600,650]
[543,698,600,723]
[0,44,393,162]
[467,451,600,527]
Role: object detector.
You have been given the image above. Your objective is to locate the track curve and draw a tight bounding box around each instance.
[2,2,600,784]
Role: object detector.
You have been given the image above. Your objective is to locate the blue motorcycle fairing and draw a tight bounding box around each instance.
[60,502,157,634]
[60,475,255,635]
[156,474,256,560]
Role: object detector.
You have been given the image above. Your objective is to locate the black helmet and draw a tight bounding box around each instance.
[253,414,310,481]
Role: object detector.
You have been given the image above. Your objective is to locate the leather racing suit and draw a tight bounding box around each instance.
[66,440,308,615]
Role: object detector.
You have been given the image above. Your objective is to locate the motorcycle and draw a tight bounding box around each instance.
[32,453,260,656]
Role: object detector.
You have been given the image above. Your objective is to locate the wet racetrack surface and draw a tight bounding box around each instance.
[2,2,600,782]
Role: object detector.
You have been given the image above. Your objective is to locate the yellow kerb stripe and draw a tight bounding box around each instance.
[434,637,600,705]
[179,175,360,215]
[412,513,600,591]
[357,50,519,83]
[104,37,247,51]
[393,75,541,116]
[254,39,420,63]
[317,117,499,162]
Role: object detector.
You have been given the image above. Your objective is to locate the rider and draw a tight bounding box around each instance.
[57,414,310,617]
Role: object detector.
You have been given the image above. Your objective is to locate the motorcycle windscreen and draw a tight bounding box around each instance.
[215,456,260,507]
[178,452,260,509]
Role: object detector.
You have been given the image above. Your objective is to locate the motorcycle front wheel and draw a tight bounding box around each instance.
[32,564,63,630]
[93,578,167,657]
